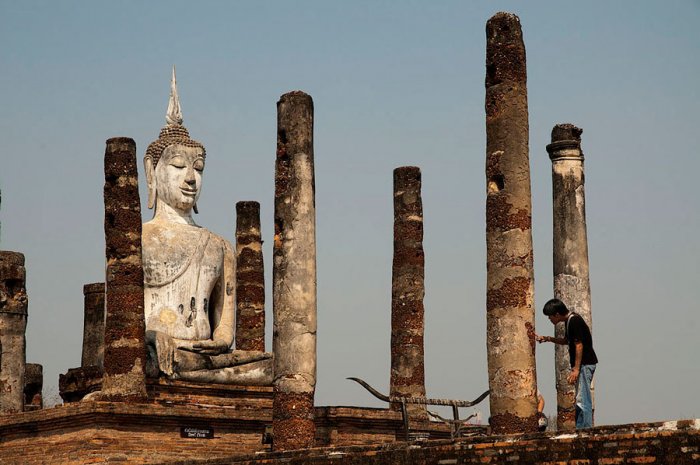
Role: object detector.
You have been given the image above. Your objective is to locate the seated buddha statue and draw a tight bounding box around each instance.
[141,69,272,384]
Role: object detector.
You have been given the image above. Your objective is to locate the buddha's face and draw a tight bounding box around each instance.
[154,144,205,213]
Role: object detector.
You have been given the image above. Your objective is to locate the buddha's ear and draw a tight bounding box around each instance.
[193,202,199,214]
[144,156,157,210]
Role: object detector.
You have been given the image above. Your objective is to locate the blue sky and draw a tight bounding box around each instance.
[1,1,699,424]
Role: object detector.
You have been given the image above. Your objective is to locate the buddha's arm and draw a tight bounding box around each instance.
[192,239,235,354]
[214,240,236,345]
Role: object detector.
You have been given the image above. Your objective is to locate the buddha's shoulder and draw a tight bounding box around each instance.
[142,220,232,251]
[207,231,234,254]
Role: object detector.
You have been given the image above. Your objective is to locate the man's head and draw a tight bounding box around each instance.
[543,298,570,324]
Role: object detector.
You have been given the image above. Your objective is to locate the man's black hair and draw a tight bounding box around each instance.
[543,298,569,316]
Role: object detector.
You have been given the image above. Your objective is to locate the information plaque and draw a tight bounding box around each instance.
[180,426,214,439]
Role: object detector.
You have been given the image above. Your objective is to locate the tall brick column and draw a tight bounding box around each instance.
[0,251,28,413]
[272,91,317,450]
[484,12,538,434]
[390,166,427,419]
[235,201,265,352]
[82,282,106,368]
[101,137,147,401]
[547,124,593,430]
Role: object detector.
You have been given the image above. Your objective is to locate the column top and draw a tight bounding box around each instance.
[547,123,583,160]
[83,282,105,295]
[0,251,25,266]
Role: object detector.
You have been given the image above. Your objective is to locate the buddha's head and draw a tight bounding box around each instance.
[144,68,206,215]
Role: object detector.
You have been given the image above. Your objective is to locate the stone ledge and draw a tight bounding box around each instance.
[0,400,272,439]
[164,418,700,465]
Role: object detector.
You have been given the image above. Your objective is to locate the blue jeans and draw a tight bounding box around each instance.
[575,364,596,428]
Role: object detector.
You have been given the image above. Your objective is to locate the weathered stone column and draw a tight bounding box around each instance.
[82,282,106,368]
[235,201,265,352]
[0,251,27,413]
[547,124,593,430]
[23,363,43,411]
[390,166,427,419]
[484,12,538,434]
[272,91,317,450]
[101,137,147,400]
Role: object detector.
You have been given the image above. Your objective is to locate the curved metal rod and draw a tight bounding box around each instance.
[347,377,490,407]
[347,377,391,402]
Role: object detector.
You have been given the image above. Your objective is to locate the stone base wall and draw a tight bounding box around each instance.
[0,400,467,464]
[0,400,696,464]
[183,419,700,465]
[0,401,271,465]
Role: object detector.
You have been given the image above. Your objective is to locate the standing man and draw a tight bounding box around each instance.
[535,299,598,428]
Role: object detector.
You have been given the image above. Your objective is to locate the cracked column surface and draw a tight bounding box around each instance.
[0,251,27,413]
[547,124,593,430]
[82,282,106,368]
[235,201,265,352]
[390,166,427,419]
[485,12,538,434]
[101,137,147,400]
[24,363,43,411]
[272,91,317,450]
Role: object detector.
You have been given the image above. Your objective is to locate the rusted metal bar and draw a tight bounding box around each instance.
[348,377,489,408]
[349,377,489,441]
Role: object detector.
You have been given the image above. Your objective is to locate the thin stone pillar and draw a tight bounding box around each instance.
[24,363,43,411]
[101,137,147,400]
[547,124,593,430]
[82,282,106,368]
[484,12,538,434]
[272,91,317,451]
[390,166,427,419]
[235,201,265,351]
[0,251,27,413]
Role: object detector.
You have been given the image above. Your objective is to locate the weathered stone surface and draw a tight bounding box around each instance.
[484,12,538,434]
[101,137,148,400]
[0,251,27,414]
[390,166,427,419]
[547,123,593,430]
[141,73,271,385]
[0,396,492,464]
[82,282,105,368]
[23,363,42,411]
[170,419,700,465]
[59,365,104,402]
[236,201,265,352]
[272,91,317,450]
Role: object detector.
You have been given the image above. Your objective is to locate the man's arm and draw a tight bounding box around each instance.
[535,334,568,345]
[567,341,583,384]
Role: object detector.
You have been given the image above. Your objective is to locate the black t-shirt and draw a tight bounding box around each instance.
[565,313,598,367]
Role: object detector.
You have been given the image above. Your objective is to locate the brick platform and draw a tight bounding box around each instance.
[2,387,696,464]
[0,396,477,464]
[166,419,700,465]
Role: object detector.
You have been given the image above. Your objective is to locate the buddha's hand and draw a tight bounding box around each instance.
[191,339,229,355]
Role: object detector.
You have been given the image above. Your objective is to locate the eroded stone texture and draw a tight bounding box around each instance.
[235,201,265,352]
[390,167,427,419]
[272,91,317,450]
[141,73,272,385]
[547,123,593,430]
[23,363,42,411]
[101,137,148,400]
[82,282,105,368]
[484,12,538,434]
[0,251,27,413]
